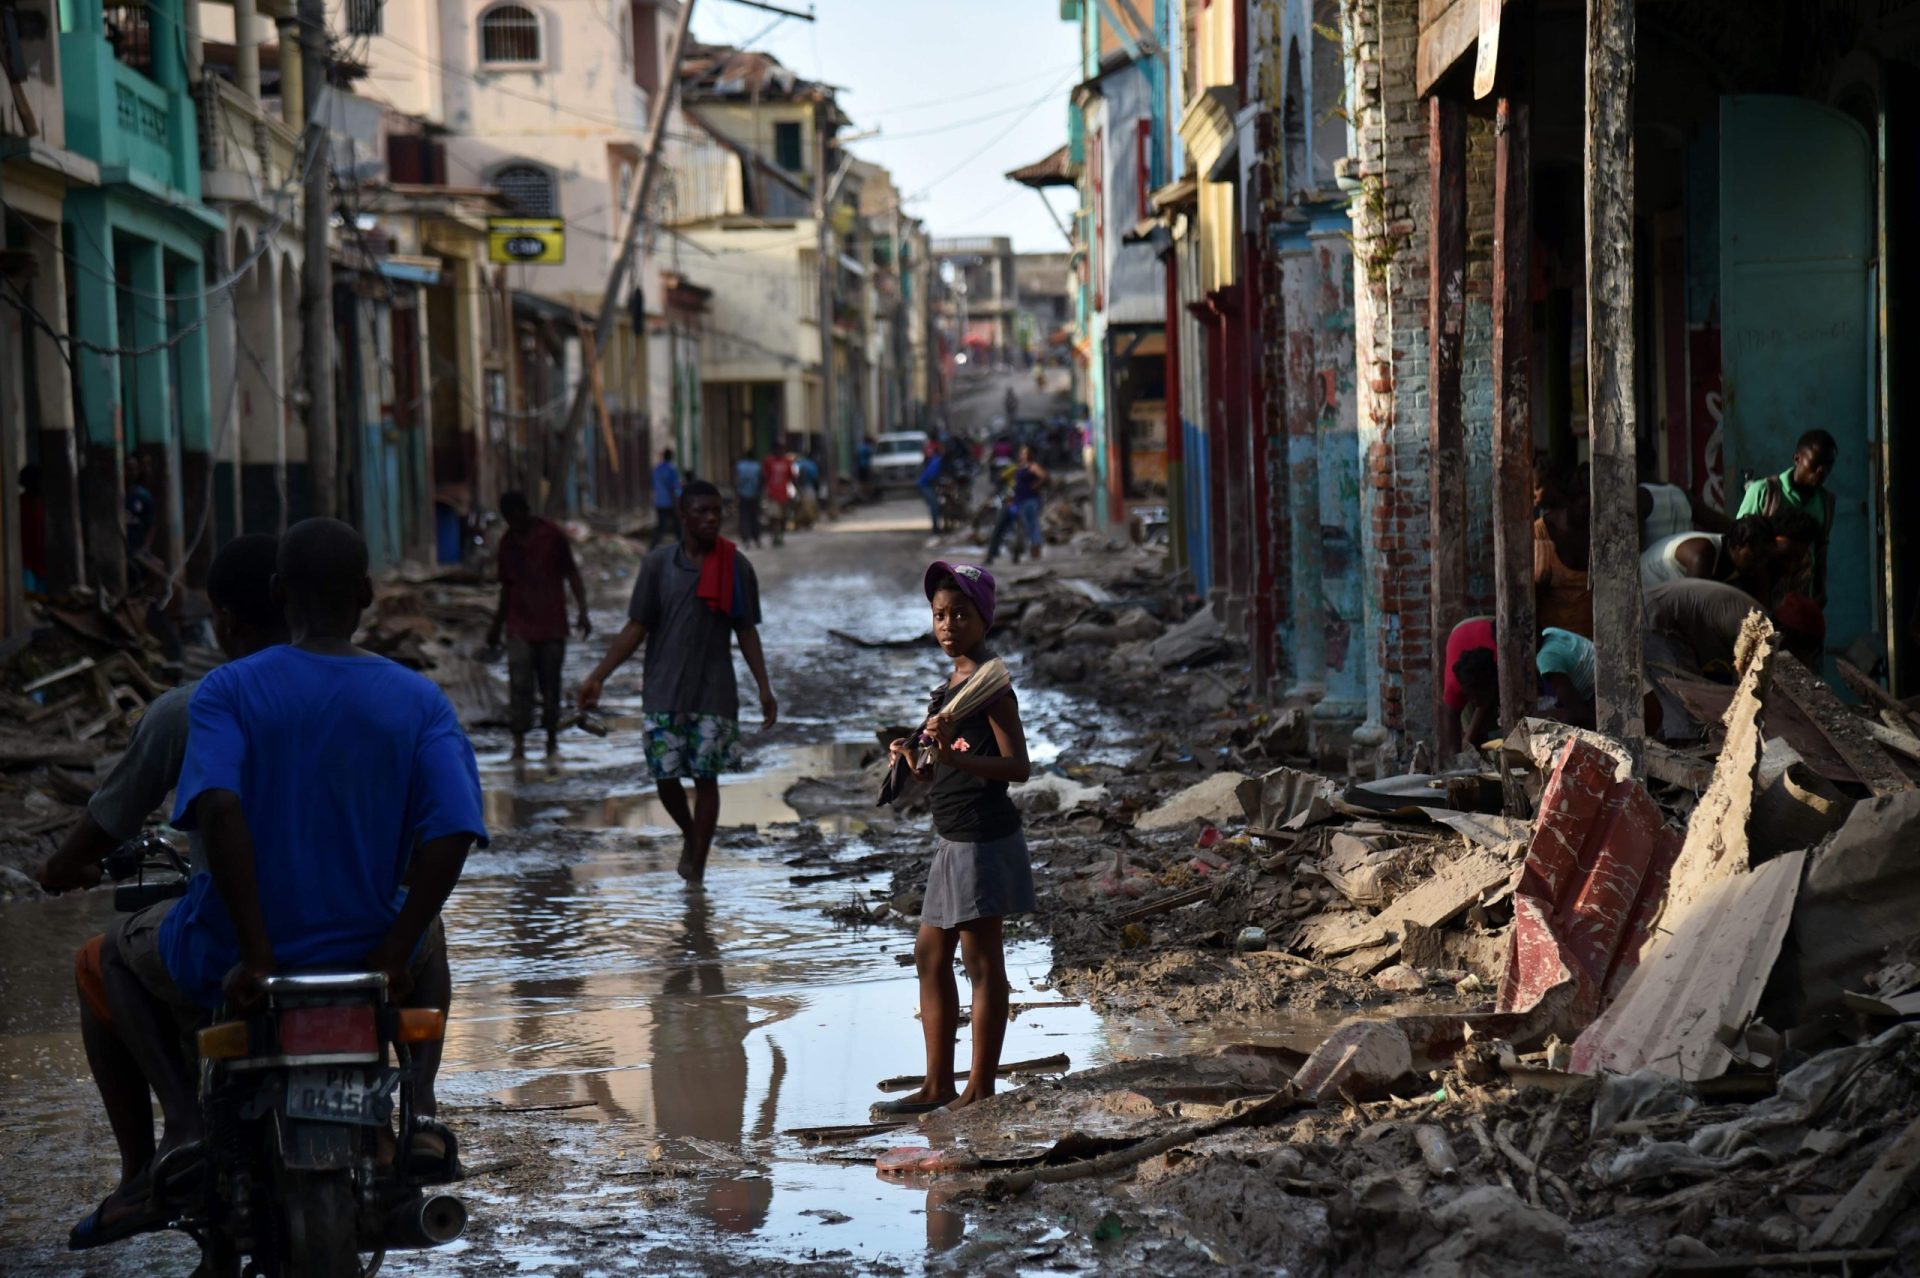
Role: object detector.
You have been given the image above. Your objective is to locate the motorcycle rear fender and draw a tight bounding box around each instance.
[273,1112,358,1172]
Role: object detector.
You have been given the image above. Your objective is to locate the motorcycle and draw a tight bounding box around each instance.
[102,834,467,1277]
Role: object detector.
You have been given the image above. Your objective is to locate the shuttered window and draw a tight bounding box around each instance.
[494,164,557,216]
[479,4,542,64]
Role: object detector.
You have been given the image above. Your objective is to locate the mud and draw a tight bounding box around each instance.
[0,500,1257,1276]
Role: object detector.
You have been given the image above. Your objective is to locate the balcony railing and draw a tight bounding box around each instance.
[111,59,175,188]
[199,74,301,204]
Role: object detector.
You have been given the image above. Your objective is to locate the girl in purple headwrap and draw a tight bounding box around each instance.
[872,562,1038,1119]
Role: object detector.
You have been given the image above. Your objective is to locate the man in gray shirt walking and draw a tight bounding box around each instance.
[577,480,777,883]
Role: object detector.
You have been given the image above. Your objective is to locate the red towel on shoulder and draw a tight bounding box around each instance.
[696,536,739,617]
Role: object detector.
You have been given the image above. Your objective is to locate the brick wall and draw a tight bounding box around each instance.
[1345,0,1433,745]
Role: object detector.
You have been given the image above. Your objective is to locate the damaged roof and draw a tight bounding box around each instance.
[681,40,838,107]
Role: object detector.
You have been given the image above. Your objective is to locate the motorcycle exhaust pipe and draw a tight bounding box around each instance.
[381,1193,467,1248]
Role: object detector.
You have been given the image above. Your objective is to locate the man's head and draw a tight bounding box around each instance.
[1019,445,1035,464]
[1537,464,1591,542]
[1452,646,1498,711]
[207,534,287,659]
[1773,592,1826,669]
[19,464,41,498]
[1792,430,1837,491]
[661,448,674,464]
[680,479,724,547]
[741,448,756,462]
[124,454,145,486]
[498,489,532,535]
[275,518,373,639]
[1724,514,1777,578]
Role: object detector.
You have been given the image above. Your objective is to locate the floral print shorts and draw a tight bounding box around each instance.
[643,713,743,780]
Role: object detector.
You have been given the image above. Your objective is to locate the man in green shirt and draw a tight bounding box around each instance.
[1735,429,1835,603]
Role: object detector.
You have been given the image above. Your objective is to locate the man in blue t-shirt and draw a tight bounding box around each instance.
[916,452,944,533]
[651,447,683,548]
[86,519,486,1245]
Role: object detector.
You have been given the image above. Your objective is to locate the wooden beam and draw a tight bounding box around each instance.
[1585,0,1644,745]
[1429,95,1469,739]
[1492,97,1536,734]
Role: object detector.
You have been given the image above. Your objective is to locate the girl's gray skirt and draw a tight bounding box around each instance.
[921,831,1037,929]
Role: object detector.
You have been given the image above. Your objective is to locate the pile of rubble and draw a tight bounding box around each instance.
[0,592,186,889]
[858,574,1920,1269]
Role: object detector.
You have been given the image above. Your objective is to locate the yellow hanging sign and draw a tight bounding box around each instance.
[487,217,566,265]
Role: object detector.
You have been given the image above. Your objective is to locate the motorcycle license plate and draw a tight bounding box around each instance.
[285,1067,395,1126]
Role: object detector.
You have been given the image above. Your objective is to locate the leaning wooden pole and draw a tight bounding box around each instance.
[1585,0,1644,744]
[1491,98,1536,733]
[545,0,698,515]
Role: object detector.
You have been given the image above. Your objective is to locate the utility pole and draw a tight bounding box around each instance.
[546,0,698,515]
[814,116,837,490]
[298,0,336,517]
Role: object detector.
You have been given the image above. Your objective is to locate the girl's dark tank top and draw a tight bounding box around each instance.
[926,679,1022,843]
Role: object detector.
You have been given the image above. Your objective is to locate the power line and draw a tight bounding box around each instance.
[908,74,1074,197]
[856,63,1080,117]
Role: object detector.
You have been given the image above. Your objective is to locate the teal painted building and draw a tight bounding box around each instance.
[59,0,220,591]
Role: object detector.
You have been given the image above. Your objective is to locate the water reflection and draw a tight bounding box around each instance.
[651,890,780,1233]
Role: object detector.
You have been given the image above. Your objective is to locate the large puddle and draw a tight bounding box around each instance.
[0,513,1320,1274]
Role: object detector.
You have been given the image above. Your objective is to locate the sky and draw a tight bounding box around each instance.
[690,0,1081,253]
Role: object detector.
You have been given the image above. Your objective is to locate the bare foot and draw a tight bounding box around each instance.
[509,735,527,762]
[676,857,704,885]
[892,1082,958,1107]
[943,1087,993,1113]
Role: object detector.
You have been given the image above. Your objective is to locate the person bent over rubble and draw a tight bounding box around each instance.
[576,480,777,884]
[874,562,1035,1119]
[1440,618,1662,753]
[1641,579,1825,737]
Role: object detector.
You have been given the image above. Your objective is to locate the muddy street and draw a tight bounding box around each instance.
[0,503,1237,1276]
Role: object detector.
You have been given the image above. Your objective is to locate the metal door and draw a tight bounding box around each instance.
[1720,95,1875,661]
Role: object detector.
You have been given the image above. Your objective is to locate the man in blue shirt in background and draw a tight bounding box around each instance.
[733,448,763,547]
[72,518,487,1248]
[652,447,683,548]
[916,451,944,534]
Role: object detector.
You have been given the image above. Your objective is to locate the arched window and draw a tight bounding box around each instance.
[479,4,543,65]
[493,163,557,216]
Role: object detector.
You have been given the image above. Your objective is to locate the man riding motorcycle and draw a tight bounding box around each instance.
[40,521,485,1251]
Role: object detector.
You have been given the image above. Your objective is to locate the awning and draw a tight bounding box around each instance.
[1149,177,1197,213]
[378,256,441,286]
[1006,144,1076,189]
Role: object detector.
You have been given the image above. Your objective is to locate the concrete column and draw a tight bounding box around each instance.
[174,256,214,583]
[181,0,204,81]
[279,20,304,131]
[30,222,85,591]
[1309,227,1366,743]
[262,253,289,531]
[67,200,127,595]
[234,0,262,99]
[454,255,489,505]
[1585,0,1645,743]
[1279,245,1326,703]
[126,244,184,576]
[1427,95,1469,743]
